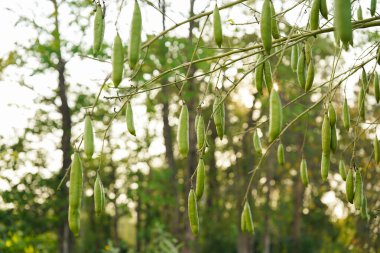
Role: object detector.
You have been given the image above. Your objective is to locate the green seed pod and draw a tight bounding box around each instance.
[213,96,225,140]
[196,115,205,150]
[128,0,142,69]
[277,143,285,166]
[195,158,205,201]
[243,201,254,234]
[328,103,336,126]
[310,0,320,31]
[321,114,331,155]
[126,101,136,136]
[334,0,353,47]
[358,87,365,121]
[290,45,298,72]
[354,170,363,210]
[305,60,314,92]
[68,207,80,237]
[188,189,199,235]
[304,43,312,65]
[371,0,377,17]
[255,55,265,94]
[357,5,363,21]
[343,98,350,131]
[100,178,105,212]
[177,104,189,157]
[339,160,346,181]
[297,50,306,89]
[320,153,330,181]
[270,1,280,39]
[361,69,368,92]
[93,4,104,56]
[253,129,263,155]
[320,0,328,19]
[68,152,83,236]
[94,174,103,216]
[333,17,340,47]
[263,60,273,92]
[360,195,369,220]
[112,33,124,87]
[260,0,272,54]
[268,89,283,142]
[300,159,309,186]
[213,4,223,48]
[241,206,247,232]
[346,168,355,203]
[330,125,337,153]
[84,115,94,159]
[374,72,379,103]
[374,135,380,164]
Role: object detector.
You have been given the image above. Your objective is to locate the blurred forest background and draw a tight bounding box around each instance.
[0,0,379,252]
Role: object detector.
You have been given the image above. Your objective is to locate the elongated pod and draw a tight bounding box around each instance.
[195,158,205,200]
[255,55,265,94]
[290,45,298,72]
[213,4,223,48]
[84,115,94,159]
[334,0,353,46]
[339,160,347,181]
[300,159,309,186]
[188,189,199,235]
[253,129,263,155]
[268,89,283,142]
[129,0,142,69]
[321,114,331,155]
[343,98,350,131]
[277,143,285,165]
[126,101,136,136]
[260,0,272,54]
[112,33,124,87]
[68,152,83,236]
[93,5,104,55]
[310,0,320,31]
[270,1,280,39]
[354,170,363,210]
[213,96,225,140]
[196,115,205,150]
[346,169,354,203]
[177,104,189,157]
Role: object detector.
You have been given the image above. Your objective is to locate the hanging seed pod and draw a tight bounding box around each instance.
[297,49,306,89]
[304,43,312,65]
[310,0,320,31]
[270,1,280,39]
[112,33,124,87]
[213,4,223,48]
[321,114,331,155]
[321,153,330,181]
[374,72,379,103]
[177,104,189,157]
[243,201,254,234]
[268,89,283,142]
[253,129,263,155]
[100,178,105,212]
[255,55,265,94]
[328,103,336,126]
[334,0,353,47]
[358,87,365,121]
[84,115,94,159]
[128,0,142,69]
[260,0,272,54]
[291,45,298,72]
[94,174,104,216]
[371,0,377,17]
[196,115,205,150]
[374,135,380,164]
[194,114,199,132]
[354,170,363,210]
[300,159,309,186]
[357,5,363,21]
[188,189,199,235]
[362,69,368,92]
[333,17,340,47]
[361,195,369,220]
[93,4,104,56]
[263,60,273,92]
[339,160,347,181]
[213,96,225,140]
[305,60,315,92]
[346,168,355,203]
[195,158,205,200]
[277,143,285,165]
[68,152,83,236]
[320,0,328,19]
[330,125,337,153]
[241,206,247,232]
[126,101,136,136]
[343,98,350,131]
